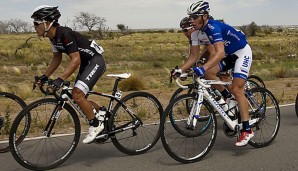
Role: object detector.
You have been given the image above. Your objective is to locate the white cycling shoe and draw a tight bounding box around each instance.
[83,123,104,144]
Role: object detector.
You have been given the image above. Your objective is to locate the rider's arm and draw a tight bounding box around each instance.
[60,52,81,80]
[202,42,225,71]
[44,52,62,77]
[181,45,200,72]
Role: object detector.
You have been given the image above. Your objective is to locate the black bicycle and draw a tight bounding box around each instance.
[0,92,26,153]
[9,73,163,170]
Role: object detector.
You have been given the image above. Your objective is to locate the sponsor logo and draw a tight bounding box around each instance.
[227,30,240,41]
[53,44,65,50]
[78,48,95,56]
[86,64,99,80]
[242,56,250,67]
[224,40,231,46]
[208,24,215,30]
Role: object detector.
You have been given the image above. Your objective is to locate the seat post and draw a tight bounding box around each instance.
[112,78,121,96]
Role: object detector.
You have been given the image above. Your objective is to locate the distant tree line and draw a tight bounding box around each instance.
[0,12,289,39]
[0,12,131,39]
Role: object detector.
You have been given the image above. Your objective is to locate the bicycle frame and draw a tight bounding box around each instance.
[176,75,260,131]
[44,77,142,139]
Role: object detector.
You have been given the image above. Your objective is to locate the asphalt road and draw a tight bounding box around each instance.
[1,104,297,171]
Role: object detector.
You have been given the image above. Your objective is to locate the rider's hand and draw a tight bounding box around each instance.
[36,75,48,85]
[193,66,206,77]
[172,68,182,78]
[51,77,64,91]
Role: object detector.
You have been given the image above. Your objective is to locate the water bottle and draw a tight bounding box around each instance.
[96,106,106,121]
[213,89,228,112]
[217,97,228,112]
[226,97,237,117]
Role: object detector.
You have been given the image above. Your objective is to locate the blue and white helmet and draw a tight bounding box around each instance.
[187,1,210,15]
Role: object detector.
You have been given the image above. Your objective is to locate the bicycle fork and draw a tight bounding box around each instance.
[43,101,65,137]
[187,90,204,129]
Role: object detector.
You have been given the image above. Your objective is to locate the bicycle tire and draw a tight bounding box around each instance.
[110,91,163,155]
[169,84,194,102]
[248,75,266,88]
[160,93,217,163]
[9,98,81,170]
[246,79,261,90]
[247,87,280,148]
[0,92,26,153]
[295,94,298,118]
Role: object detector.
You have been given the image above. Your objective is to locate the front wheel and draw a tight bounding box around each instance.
[110,92,163,155]
[160,94,217,163]
[9,98,81,170]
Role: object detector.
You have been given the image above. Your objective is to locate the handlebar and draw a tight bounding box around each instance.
[175,74,211,89]
[33,76,70,101]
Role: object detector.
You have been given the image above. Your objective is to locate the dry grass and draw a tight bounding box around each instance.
[0,31,297,105]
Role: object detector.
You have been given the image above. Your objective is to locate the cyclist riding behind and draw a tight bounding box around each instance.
[32,5,106,144]
[181,0,254,147]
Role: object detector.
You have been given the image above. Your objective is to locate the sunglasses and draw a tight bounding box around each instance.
[33,21,44,26]
[189,14,201,20]
[182,27,192,32]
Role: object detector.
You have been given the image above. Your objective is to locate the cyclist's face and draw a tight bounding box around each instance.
[33,20,45,36]
[189,14,207,30]
[183,27,194,39]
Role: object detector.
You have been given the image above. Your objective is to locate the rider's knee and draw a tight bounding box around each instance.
[72,88,86,103]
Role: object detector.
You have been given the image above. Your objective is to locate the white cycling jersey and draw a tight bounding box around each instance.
[190,30,210,46]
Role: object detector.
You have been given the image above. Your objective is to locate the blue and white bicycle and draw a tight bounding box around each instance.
[160,72,280,163]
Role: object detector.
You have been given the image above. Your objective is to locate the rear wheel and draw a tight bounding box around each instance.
[247,87,280,148]
[0,92,26,153]
[110,92,163,155]
[248,75,266,88]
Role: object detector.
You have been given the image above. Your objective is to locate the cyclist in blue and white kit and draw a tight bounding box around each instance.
[181,1,254,147]
[177,16,233,101]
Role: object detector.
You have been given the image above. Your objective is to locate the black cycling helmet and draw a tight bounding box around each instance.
[31,5,61,22]
[180,17,192,29]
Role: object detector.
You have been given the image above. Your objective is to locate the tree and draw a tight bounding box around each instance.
[247,22,259,36]
[0,20,9,34]
[73,12,106,33]
[239,21,260,37]
[8,19,32,33]
[117,24,131,35]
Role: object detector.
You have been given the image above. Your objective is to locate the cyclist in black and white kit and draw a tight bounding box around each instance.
[32,5,106,144]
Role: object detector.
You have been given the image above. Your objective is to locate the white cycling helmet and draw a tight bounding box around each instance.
[187,1,210,15]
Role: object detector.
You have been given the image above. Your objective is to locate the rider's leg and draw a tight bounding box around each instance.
[231,78,249,121]
[73,55,106,144]
[232,44,253,147]
[205,65,231,99]
[205,65,227,93]
[72,88,97,120]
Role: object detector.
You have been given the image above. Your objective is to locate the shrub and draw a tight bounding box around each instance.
[274,67,288,78]
[119,75,145,91]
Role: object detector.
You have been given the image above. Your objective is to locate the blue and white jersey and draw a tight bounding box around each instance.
[202,20,247,55]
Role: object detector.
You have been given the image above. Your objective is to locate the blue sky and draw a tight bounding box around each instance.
[1,0,297,29]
